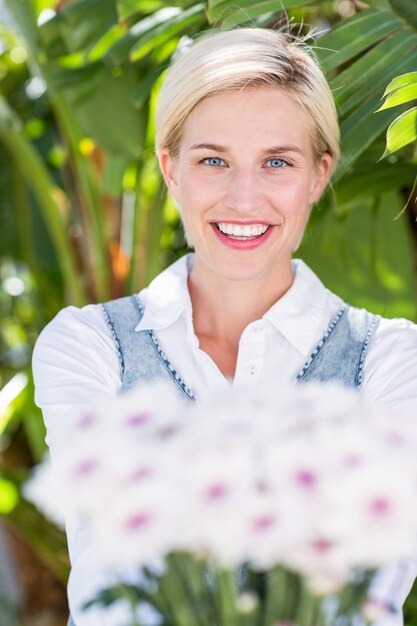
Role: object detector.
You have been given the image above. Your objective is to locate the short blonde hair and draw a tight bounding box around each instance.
[155,28,340,173]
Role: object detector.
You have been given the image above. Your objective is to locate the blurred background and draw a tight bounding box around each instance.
[1,0,417,624]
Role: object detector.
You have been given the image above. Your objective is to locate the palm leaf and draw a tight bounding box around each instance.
[0,96,86,306]
[389,0,417,28]
[332,30,417,116]
[206,0,316,27]
[316,9,404,73]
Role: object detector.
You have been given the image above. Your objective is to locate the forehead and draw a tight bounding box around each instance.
[180,86,313,153]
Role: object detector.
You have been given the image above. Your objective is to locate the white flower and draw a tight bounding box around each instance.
[25,378,417,591]
[93,480,181,568]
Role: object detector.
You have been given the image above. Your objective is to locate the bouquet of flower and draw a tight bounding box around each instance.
[26,381,417,626]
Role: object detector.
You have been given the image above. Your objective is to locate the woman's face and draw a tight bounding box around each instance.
[159,86,332,284]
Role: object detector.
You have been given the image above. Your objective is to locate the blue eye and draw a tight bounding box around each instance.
[266,158,287,168]
[203,157,225,167]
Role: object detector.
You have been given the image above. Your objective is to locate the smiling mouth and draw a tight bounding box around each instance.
[214,222,271,240]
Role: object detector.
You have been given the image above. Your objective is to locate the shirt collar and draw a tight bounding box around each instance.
[135,255,335,358]
[135,254,194,332]
[264,259,331,357]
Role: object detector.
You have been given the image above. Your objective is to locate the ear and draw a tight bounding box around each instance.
[158,147,179,199]
[309,152,333,205]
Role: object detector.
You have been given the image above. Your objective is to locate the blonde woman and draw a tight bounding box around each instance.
[33,28,417,626]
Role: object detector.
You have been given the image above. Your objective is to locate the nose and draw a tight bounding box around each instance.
[223,168,265,214]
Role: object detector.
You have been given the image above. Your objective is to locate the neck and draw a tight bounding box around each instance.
[188,257,294,345]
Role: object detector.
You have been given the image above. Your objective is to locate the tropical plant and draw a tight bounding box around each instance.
[1,0,417,622]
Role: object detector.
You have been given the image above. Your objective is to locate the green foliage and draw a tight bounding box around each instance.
[0,478,19,514]
[378,72,417,156]
[382,107,417,157]
[2,0,417,620]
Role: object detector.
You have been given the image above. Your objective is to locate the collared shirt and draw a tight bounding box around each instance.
[32,254,417,626]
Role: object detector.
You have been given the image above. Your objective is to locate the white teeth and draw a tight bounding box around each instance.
[217,222,269,237]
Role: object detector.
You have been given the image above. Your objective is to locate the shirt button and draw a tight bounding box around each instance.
[249,366,256,376]
[254,326,264,333]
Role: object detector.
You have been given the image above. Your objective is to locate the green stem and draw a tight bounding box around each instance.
[295,580,319,626]
[263,566,288,626]
[159,554,202,626]
[180,554,216,626]
[215,567,238,626]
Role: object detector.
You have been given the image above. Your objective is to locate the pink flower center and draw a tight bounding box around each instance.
[126,413,150,427]
[344,453,362,467]
[370,497,390,516]
[78,414,96,428]
[205,484,228,500]
[125,512,151,531]
[73,459,98,477]
[312,539,333,554]
[252,515,276,531]
[295,470,317,489]
[131,467,152,481]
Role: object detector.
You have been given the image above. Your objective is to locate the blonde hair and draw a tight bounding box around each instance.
[155,28,340,173]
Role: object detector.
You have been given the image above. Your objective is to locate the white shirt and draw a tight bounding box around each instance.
[32,254,417,626]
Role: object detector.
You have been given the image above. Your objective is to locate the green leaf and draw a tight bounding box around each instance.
[20,373,47,463]
[378,82,417,111]
[389,0,417,29]
[207,0,316,27]
[332,30,416,105]
[383,71,417,97]
[3,0,40,54]
[6,496,69,583]
[129,4,205,62]
[366,0,390,6]
[0,372,28,435]
[58,63,147,158]
[208,0,313,10]
[335,162,417,206]
[116,0,165,22]
[382,106,417,157]
[53,0,118,54]
[316,9,404,73]
[0,478,19,515]
[337,92,404,180]
[49,62,105,105]
[332,31,417,118]
[0,96,86,305]
[130,60,167,107]
[38,12,69,58]
[107,5,189,63]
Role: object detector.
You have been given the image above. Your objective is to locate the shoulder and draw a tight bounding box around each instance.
[32,302,122,398]
[362,312,417,409]
[33,303,112,359]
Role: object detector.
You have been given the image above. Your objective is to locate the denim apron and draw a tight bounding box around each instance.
[67,297,405,625]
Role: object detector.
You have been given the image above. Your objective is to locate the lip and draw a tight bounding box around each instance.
[210,222,275,250]
[211,219,273,225]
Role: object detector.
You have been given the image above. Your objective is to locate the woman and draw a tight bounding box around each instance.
[33,28,417,626]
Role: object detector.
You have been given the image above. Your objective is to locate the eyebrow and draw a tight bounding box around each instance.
[189,143,303,155]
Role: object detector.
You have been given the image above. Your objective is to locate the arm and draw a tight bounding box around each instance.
[32,305,136,626]
[362,316,417,626]
[362,316,417,410]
